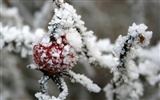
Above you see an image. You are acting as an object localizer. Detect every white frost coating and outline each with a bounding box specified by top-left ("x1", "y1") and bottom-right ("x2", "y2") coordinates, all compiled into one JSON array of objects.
[
  {"x1": 39, "y1": 35, "x2": 52, "y2": 47},
  {"x1": 127, "y1": 61, "x2": 139, "y2": 80},
  {"x1": 66, "y1": 28, "x2": 82, "y2": 52},
  {"x1": 1, "y1": 23, "x2": 45, "y2": 58},
  {"x1": 1, "y1": 0, "x2": 158, "y2": 100},
  {"x1": 103, "y1": 84, "x2": 113, "y2": 100},
  {"x1": 35, "y1": 77, "x2": 68, "y2": 100},
  {"x1": 57, "y1": 38, "x2": 62, "y2": 44},
  {"x1": 41, "y1": 36, "x2": 50, "y2": 44},
  {"x1": 47, "y1": 1, "x2": 84, "y2": 53},
  {"x1": 64, "y1": 45, "x2": 70, "y2": 52},
  {"x1": 113, "y1": 23, "x2": 153, "y2": 63},
  {"x1": 52, "y1": 52, "x2": 60, "y2": 58},
  {"x1": 139, "y1": 60, "x2": 160, "y2": 85},
  {"x1": 57, "y1": 78, "x2": 68, "y2": 100},
  {"x1": 128, "y1": 23, "x2": 147, "y2": 35},
  {"x1": 104, "y1": 23, "x2": 153, "y2": 100},
  {"x1": 63, "y1": 56, "x2": 70, "y2": 64},
  {"x1": 96, "y1": 39, "x2": 113, "y2": 52},
  {"x1": 35, "y1": 92, "x2": 61, "y2": 100},
  {"x1": 113, "y1": 35, "x2": 127, "y2": 57},
  {"x1": 47, "y1": 0, "x2": 116, "y2": 70},
  {"x1": 138, "y1": 41, "x2": 160, "y2": 65},
  {"x1": 137, "y1": 42, "x2": 160, "y2": 85},
  {"x1": 113, "y1": 23, "x2": 152, "y2": 58},
  {"x1": 130, "y1": 81, "x2": 143, "y2": 99},
  {"x1": 83, "y1": 32, "x2": 117, "y2": 68},
  {"x1": 68, "y1": 70, "x2": 101, "y2": 93},
  {"x1": 97, "y1": 54, "x2": 118, "y2": 69},
  {"x1": 128, "y1": 23, "x2": 152, "y2": 46}
]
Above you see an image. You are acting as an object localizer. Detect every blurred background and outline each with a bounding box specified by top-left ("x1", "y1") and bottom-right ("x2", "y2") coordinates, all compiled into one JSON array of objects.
[{"x1": 1, "y1": 0, "x2": 160, "y2": 100}]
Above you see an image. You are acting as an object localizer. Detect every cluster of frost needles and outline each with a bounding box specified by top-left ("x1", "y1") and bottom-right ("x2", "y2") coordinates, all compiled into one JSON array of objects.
[{"x1": 1, "y1": 0, "x2": 159, "y2": 100}]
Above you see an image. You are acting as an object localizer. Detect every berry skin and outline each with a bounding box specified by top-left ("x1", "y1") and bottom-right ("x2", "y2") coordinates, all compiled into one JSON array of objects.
[{"x1": 33, "y1": 35, "x2": 77, "y2": 76}]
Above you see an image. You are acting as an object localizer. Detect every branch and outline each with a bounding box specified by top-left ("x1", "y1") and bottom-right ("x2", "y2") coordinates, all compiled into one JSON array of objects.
[
  {"x1": 68, "y1": 70, "x2": 101, "y2": 93},
  {"x1": 35, "y1": 77, "x2": 68, "y2": 100},
  {"x1": 0, "y1": 23, "x2": 45, "y2": 58},
  {"x1": 105, "y1": 23, "x2": 152, "y2": 100}
]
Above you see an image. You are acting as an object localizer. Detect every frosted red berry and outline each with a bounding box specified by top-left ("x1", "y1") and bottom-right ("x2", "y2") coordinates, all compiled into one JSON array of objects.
[{"x1": 33, "y1": 35, "x2": 77, "y2": 76}]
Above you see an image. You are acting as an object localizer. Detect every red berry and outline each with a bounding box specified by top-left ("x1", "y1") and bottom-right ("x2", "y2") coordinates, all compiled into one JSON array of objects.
[{"x1": 33, "y1": 35, "x2": 77, "y2": 76}]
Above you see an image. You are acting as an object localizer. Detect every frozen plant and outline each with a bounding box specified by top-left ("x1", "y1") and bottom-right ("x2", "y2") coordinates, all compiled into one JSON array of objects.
[
  {"x1": 1, "y1": 0, "x2": 158, "y2": 100},
  {"x1": 104, "y1": 23, "x2": 152, "y2": 100},
  {"x1": 137, "y1": 42, "x2": 160, "y2": 86},
  {"x1": 0, "y1": 23, "x2": 45, "y2": 58},
  {"x1": 28, "y1": 0, "x2": 100, "y2": 100}
]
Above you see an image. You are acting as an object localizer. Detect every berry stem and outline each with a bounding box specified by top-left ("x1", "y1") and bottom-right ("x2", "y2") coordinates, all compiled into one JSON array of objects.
[
  {"x1": 39, "y1": 75, "x2": 50, "y2": 93},
  {"x1": 52, "y1": 74, "x2": 63, "y2": 92}
]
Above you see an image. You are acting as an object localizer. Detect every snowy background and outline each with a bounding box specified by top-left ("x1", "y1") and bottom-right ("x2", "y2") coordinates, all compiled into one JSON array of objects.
[{"x1": 1, "y1": 0, "x2": 160, "y2": 100}]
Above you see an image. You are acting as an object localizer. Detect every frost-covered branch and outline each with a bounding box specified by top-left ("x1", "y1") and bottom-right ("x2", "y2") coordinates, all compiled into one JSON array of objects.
[
  {"x1": 35, "y1": 77, "x2": 68, "y2": 100},
  {"x1": 104, "y1": 23, "x2": 152, "y2": 100},
  {"x1": 68, "y1": 70, "x2": 101, "y2": 93},
  {"x1": 0, "y1": 23, "x2": 45, "y2": 58},
  {"x1": 35, "y1": 92, "x2": 61, "y2": 100}
]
